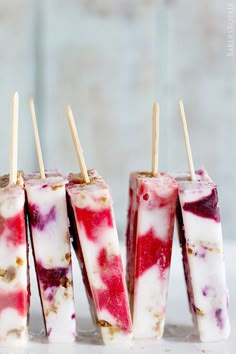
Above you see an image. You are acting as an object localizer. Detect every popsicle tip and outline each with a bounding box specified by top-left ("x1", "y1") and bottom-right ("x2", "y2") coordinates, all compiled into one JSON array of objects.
[
  {"x1": 13, "y1": 91, "x2": 19, "y2": 100},
  {"x1": 65, "y1": 104, "x2": 72, "y2": 114},
  {"x1": 153, "y1": 102, "x2": 159, "y2": 110}
]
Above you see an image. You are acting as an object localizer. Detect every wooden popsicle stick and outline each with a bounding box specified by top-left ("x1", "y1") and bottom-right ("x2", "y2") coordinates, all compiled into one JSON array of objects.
[
  {"x1": 29, "y1": 98, "x2": 46, "y2": 179},
  {"x1": 152, "y1": 102, "x2": 159, "y2": 176},
  {"x1": 9, "y1": 92, "x2": 19, "y2": 185},
  {"x1": 65, "y1": 105, "x2": 90, "y2": 184},
  {"x1": 178, "y1": 99, "x2": 196, "y2": 181}
]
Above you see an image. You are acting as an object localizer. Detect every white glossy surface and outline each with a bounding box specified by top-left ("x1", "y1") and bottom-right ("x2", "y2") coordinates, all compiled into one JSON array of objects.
[
  {"x1": 0, "y1": 241, "x2": 235, "y2": 353},
  {"x1": 133, "y1": 266, "x2": 167, "y2": 338}
]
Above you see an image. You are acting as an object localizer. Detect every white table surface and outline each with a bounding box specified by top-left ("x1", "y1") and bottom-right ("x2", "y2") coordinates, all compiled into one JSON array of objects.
[{"x1": 0, "y1": 241, "x2": 235, "y2": 354}]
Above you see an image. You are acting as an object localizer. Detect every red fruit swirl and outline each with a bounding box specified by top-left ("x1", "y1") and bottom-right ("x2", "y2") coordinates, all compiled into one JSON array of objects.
[
  {"x1": 28, "y1": 204, "x2": 56, "y2": 231},
  {"x1": 0, "y1": 211, "x2": 26, "y2": 246},
  {"x1": 183, "y1": 188, "x2": 220, "y2": 222},
  {"x1": 36, "y1": 262, "x2": 68, "y2": 291},
  {"x1": 94, "y1": 248, "x2": 131, "y2": 333},
  {"x1": 136, "y1": 228, "x2": 172, "y2": 279},
  {"x1": 75, "y1": 207, "x2": 113, "y2": 242},
  {"x1": 66, "y1": 194, "x2": 93, "y2": 300},
  {"x1": 0, "y1": 289, "x2": 28, "y2": 316}
]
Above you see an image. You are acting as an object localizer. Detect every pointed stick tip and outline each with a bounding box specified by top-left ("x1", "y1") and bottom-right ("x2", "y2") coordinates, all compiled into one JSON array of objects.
[
  {"x1": 153, "y1": 102, "x2": 159, "y2": 108},
  {"x1": 178, "y1": 98, "x2": 184, "y2": 107},
  {"x1": 65, "y1": 104, "x2": 71, "y2": 112}
]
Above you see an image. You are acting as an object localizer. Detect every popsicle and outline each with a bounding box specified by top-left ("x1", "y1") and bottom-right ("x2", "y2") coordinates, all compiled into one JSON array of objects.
[
  {"x1": 0, "y1": 175, "x2": 29, "y2": 343},
  {"x1": 176, "y1": 176, "x2": 230, "y2": 341},
  {"x1": 126, "y1": 104, "x2": 178, "y2": 339},
  {"x1": 176, "y1": 99, "x2": 230, "y2": 342},
  {"x1": 65, "y1": 105, "x2": 133, "y2": 344},
  {"x1": 24, "y1": 99, "x2": 76, "y2": 343},
  {"x1": 127, "y1": 172, "x2": 178, "y2": 338},
  {"x1": 25, "y1": 176, "x2": 76, "y2": 342},
  {"x1": 0, "y1": 93, "x2": 29, "y2": 343}
]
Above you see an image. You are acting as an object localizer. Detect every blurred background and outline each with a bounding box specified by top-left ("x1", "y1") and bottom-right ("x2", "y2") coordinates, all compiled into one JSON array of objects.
[{"x1": 0, "y1": 0, "x2": 235, "y2": 239}]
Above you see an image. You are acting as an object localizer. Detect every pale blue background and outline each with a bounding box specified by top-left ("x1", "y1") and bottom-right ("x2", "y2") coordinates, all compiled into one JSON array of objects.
[{"x1": 0, "y1": 0, "x2": 235, "y2": 238}]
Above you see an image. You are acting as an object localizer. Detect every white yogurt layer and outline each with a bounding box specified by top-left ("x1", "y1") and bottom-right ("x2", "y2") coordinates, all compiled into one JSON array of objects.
[
  {"x1": 44, "y1": 286, "x2": 76, "y2": 343},
  {"x1": 0, "y1": 308, "x2": 28, "y2": 344},
  {"x1": 133, "y1": 266, "x2": 169, "y2": 338},
  {"x1": 0, "y1": 243, "x2": 28, "y2": 291},
  {"x1": 0, "y1": 184, "x2": 25, "y2": 218}
]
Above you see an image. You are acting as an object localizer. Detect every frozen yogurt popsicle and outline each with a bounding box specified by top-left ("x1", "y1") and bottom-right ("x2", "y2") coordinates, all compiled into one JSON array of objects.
[
  {"x1": 25, "y1": 176, "x2": 76, "y2": 343},
  {"x1": 176, "y1": 172, "x2": 230, "y2": 342},
  {"x1": 66, "y1": 169, "x2": 133, "y2": 344},
  {"x1": 126, "y1": 171, "x2": 178, "y2": 339},
  {"x1": 0, "y1": 174, "x2": 29, "y2": 343}
]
